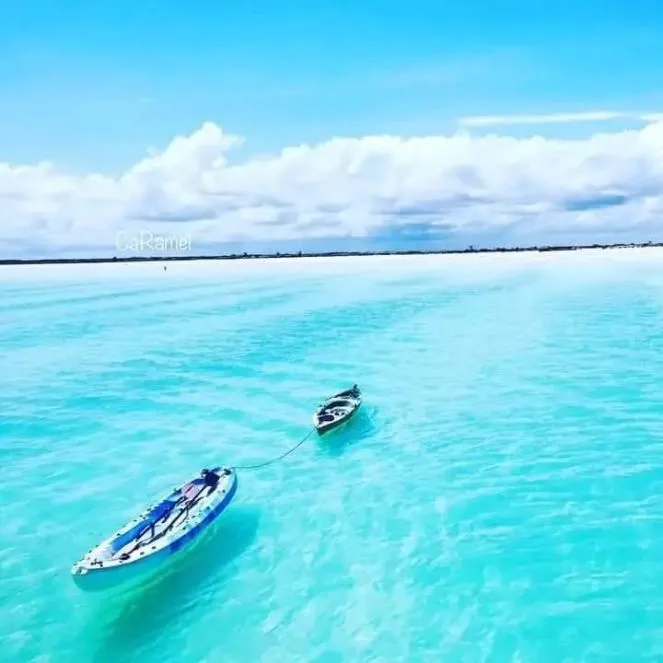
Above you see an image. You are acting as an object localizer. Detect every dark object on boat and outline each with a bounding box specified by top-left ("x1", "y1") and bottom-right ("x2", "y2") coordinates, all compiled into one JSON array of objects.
[{"x1": 313, "y1": 384, "x2": 362, "y2": 435}]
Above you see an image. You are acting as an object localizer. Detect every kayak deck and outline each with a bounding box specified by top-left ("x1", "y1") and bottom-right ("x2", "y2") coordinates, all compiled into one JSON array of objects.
[
  {"x1": 314, "y1": 385, "x2": 362, "y2": 434},
  {"x1": 72, "y1": 468, "x2": 236, "y2": 576}
]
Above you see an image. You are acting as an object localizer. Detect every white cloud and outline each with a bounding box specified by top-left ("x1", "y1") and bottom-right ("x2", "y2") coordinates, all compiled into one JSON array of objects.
[
  {"x1": 640, "y1": 113, "x2": 663, "y2": 123},
  {"x1": 3, "y1": 118, "x2": 663, "y2": 258},
  {"x1": 458, "y1": 111, "x2": 661, "y2": 127}
]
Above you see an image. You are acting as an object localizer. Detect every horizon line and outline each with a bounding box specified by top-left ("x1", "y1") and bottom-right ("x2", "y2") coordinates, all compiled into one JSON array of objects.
[{"x1": 2, "y1": 240, "x2": 661, "y2": 267}]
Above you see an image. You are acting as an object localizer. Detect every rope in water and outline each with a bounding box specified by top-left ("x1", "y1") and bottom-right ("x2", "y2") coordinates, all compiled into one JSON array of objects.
[{"x1": 231, "y1": 428, "x2": 316, "y2": 470}]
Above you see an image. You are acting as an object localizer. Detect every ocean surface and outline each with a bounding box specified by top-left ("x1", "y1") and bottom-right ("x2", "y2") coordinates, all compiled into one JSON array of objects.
[{"x1": 3, "y1": 249, "x2": 663, "y2": 663}]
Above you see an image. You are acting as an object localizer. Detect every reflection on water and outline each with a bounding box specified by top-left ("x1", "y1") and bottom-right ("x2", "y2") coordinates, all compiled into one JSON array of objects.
[
  {"x1": 91, "y1": 507, "x2": 260, "y2": 662},
  {"x1": 314, "y1": 408, "x2": 376, "y2": 457}
]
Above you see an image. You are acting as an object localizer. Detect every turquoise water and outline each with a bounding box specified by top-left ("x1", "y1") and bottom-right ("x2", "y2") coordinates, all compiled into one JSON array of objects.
[{"x1": 3, "y1": 250, "x2": 663, "y2": 662}]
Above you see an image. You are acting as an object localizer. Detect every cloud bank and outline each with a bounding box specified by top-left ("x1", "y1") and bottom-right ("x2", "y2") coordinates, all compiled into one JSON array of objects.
[
  {"x1": 458, "y1": 111, "x2": 663, "y2": 127},
  {"x1": 2, "y1": 118, "x2": 663, "y2": 258}
]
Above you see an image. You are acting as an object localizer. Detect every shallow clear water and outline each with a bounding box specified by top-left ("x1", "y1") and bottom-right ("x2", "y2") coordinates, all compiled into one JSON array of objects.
[{"x1": 3, "y1": 251, "x2": 663, "y2": 662}]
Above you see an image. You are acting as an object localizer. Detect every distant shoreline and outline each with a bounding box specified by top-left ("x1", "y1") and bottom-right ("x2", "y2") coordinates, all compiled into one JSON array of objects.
[{"x1": 1, "y1": 241, "x2": 661, "y2": 266}]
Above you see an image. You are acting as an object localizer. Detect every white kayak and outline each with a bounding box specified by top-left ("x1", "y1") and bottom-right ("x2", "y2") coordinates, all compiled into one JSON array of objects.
[
  {"x1": 313, "y1": 384, "x2": 362, "y2": 435},
  {"x1": 71, "y1": 467, "x2": 238, "y2": 592}
]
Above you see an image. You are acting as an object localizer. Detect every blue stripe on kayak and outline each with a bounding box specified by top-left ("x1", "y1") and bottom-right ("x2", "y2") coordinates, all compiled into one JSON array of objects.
[{"x1": 168, "y1": 471, "x2": 238, "y2": 555}]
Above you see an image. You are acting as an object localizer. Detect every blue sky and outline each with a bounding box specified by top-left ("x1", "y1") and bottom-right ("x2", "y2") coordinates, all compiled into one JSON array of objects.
[
  {"x1": 2, "y1": 1, "x2": 663, "y2": 258},
  {"x1": 2, "y1": 0, "x2": 663, "y2": 172}
]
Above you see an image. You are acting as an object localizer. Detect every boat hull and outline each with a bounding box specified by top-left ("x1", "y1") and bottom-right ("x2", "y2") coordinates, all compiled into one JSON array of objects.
[
  {"x1": 72, "y1": 471, "x2": 238, "y2": 592},
  {"x1": 314, "y1": 400, "x2": 361, "y2": 436}
]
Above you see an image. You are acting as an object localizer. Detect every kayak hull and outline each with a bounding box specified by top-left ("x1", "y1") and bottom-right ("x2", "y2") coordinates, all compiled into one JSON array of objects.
[
  {"x1": 314, "y1": 401, "x2": 361, "y2": 435},
  {"x1": 313, "y1": 385, "x2": 362, "y2": 436},
  {"x1": 72, "y1": 470, "x2": 238, "y2": 592}
]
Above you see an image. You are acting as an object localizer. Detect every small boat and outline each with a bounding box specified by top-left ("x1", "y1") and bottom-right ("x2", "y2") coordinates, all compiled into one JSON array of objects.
[
  {"x1": 71, "y1": 467, "x2": 238, "y2": 592},
  {"x1": 313, "y1": 384, "x2": 362, "y2": 435}
]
